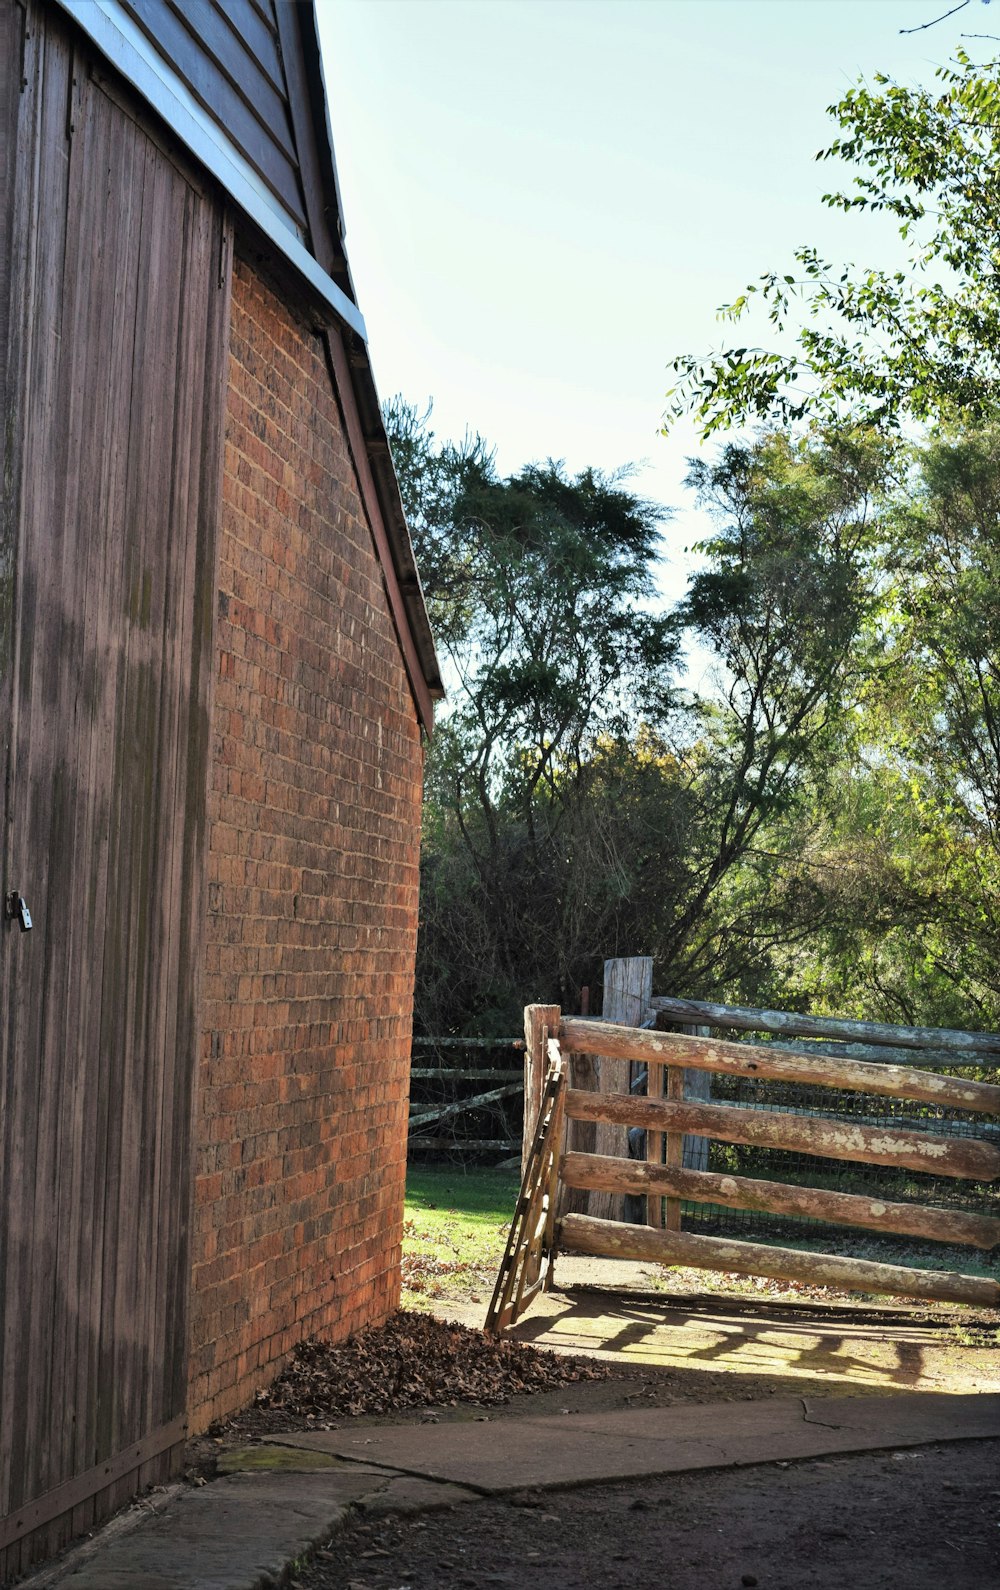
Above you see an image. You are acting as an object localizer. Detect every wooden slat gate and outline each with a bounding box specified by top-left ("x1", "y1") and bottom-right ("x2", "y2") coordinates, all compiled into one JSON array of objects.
[
  {"x1": 0, "y1": 7, "x2": 228, "y2": 1575},
  {"x1": 487, "y1": 1031, "x2": 566, "y2": 1333},
  {"x1": 486, "y1": 1003, "x2": 1000, "y2": 1333}
]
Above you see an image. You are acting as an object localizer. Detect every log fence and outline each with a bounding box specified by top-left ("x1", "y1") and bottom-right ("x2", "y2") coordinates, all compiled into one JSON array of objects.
[
  {"x1": 407, "y1": 1036, "x2": 525, "y2": 1159},
  {"x1": 485, "y1": 992, "x2": 1000, "y2": 1333}
]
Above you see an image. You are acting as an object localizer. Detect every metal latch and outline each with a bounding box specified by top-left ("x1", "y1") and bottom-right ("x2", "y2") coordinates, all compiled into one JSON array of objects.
[{"x1": 5, "y1": 892, "x2": 32, "y2": 931}]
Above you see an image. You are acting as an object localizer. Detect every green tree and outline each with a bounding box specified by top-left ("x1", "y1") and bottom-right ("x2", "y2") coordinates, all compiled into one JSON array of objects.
[
  {"x1": 655, "y1": 428, "x2": 889, "y2": 996},
  {"x1": 391, "y1": 401, "x2": 893, "y2": 1030},
  {"x1": 725, "y1": 427, "x2": 1000, "y2": 1031},
  {"x1": 385, "y1": 399, "x2": 682, "y2": 1030},
  {"x1": 860, "y1": 427, "x2": 1000, "y2": 1020},
  {"x1": 663, "y1": 51, "x2": 1000, "y2": 437}
]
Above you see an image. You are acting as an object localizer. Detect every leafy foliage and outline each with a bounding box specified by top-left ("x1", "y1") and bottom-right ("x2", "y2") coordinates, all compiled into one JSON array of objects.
[
  {"x1": 722, "y1": 428, "x2": 1000, "y2": 1031},
  {"x1": 385, "y1": 399, "x2": 683, "y2": 1031},
  {"x1": 664, "y1": 51, "x2": 1000, "y2": 435},
  {"x1": 391, "y1": 400, "x2": 918, "y2": 1031}
]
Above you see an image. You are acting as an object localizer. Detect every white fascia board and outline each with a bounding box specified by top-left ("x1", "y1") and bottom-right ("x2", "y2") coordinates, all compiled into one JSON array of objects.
[{"x1": 56, "y1": 0, "x2": 368, "y2": 343}]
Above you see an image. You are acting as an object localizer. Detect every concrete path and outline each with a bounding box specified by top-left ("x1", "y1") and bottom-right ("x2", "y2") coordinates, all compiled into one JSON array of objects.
[
  {"x1": 22, "y1": 1391, "x2": 1000, "y2": 1590},
  {"x1": 23, "y1": 1460, "x2": 479, "y2": 1590},
  {"x1": 277, "y1": 1389, "x2": 1000, "y2": 1492}
]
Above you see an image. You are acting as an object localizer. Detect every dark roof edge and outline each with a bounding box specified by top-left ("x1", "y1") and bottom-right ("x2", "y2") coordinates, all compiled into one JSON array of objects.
[
  {"x1": 55, "y1": 0, "x2": 367, "y2": 339},
  {"x1": 350, "y1": 343, "x2": 446, "y2": 724},
  {"x1": 297, "y1": 2, "x2": 443, "y2": 719},
  {"x1": 53, "y1": 0, "x2": 442, "y2": 729}
]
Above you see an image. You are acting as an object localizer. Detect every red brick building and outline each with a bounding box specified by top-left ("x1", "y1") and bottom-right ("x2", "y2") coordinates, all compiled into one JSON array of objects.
[{"x1": 0, "y1": 1, "x2": 441, "y2": 1574}]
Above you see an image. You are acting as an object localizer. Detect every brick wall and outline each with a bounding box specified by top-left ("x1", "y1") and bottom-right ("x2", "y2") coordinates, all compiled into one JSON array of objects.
[{"x1": 187, "y1": 257, "x2": 424, "y2": 1430}]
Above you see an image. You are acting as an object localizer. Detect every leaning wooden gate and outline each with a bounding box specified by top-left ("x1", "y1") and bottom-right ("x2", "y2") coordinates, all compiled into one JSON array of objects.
[{"x1": 486, "y1": 1004, "x2": 1000, "y2": 1332}]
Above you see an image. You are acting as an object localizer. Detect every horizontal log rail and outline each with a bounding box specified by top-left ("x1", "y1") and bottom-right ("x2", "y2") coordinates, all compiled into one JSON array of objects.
[
  {"x1": 410, "y1": 1067, "x2": 523, "y2": 1081},
  {"x1": 490, "y1": 1000, "x2": 1000, "y2": 1338},
  {"x1": 564, "y1": 1088, "x2": 1000, "y2": 1180},
  {"x1": 412, "y1": 1036, "x2": 525, "y2": 1050},
  {"x1": 407, "y1": 1137, "x2": 521, "y2": 1152},
  {"x1": 560, "y1": 1151, "x2": 1000, "y2": 1250},
  {"x1": 648, "y1": 997, "x2": 1000, "y2": 1057},
  {"x1": 560, "y1": 1019, "x2": 1000, "y2": 1115},
  {"x1": 760, "y1": 1038, "x2": 993, "y2": 1073},
  {"x1": 408, "y1": 1082, "x2": 521, "y2": 1131},
  {"x1": 559, "y1": 1214, "x2": 1000, "y2": 1309}
]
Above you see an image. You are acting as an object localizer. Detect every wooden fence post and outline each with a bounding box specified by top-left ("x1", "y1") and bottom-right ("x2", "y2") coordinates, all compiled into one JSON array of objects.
[
  {"x1": 562, "y1": 1029, "x2": 599, "y2": 1218},
  {"x1": 589, "y1": 957, "x2": 653, "y2": 1221},
  {"x1": 681, "y1": 1023, "x2": 712, "y2": 1172},
  {"x1": 523, "y1": 1004, "x2": 560, "y2": 1178},
  {"x1": 664, "y1": 1021, "x2": 713, "y2": 1224}
]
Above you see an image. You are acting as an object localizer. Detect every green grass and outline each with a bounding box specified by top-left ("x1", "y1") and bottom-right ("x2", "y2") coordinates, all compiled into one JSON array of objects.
[
  {"x1": 402, "y1": 1165, "x2": 520, "y2": 1309},
  {"x1": 401, "y1": 1164, "x2": 998, "y2": 1316}
]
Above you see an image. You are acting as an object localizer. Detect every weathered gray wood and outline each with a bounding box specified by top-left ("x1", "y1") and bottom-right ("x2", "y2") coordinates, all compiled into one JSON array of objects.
[
  {"x1": 411, "y1": 1037, "x2": 524, "y2": 1050},
  {"x1": 559, "y1": 1214, "x2": 1000, "y2": 1309},
  {"x1": 677, "y1": 1021, "x2": 712, "y2": 1175},
  {"x1": 560, "y1": 1019, "x2": 1000, "y2": 1116},
  {"x1": 408, "y1": 1083, "x2": 523, "y2": 1130},
  {"x1": 592, "y1": 958, "x2": 653, "y2": 1221},
  {"x1": 522, "y1": 1005, "x2": 560, "y2": 1178},
  {"x1": 648, "y1": 997, "x2": 1000, "y2": 1056},
  {"x1": 407, "y1": 1138, "x2": 522, "y2": 1153},
  {"x1": 560, "y1": 1153, "x2": 1000, "y2": 1250},
  {"x1": 642, "y1": 1057, "x2": 663, "y2": 1228},
  {"x1": 564, "y1": 1089, "x2": 1000, "y2": 1180},
  {"x1": 560, "y1": 1049, "x2": 599, "y2": 1217},
  {"x1": 410, "y1": 1068, "x2": 523, "y2": 1081},
  {"x1": 759, "y1": 1038, "x2": 995, "y2": 1072},
  {"x1": 660, "y1": 1063, "x2": 679, "y2": 1230},
  {"x1": 682, "y1": 1066, "x2": 713, "y2": 1171},
  {"x1": 604, "y1": 957, "x2": 655, "y2": 1028}
]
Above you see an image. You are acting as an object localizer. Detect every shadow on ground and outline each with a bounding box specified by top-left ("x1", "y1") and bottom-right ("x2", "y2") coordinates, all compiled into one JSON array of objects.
[{"x1": 436, "y1": 1253, "x2": 1000, "y2": 1405}]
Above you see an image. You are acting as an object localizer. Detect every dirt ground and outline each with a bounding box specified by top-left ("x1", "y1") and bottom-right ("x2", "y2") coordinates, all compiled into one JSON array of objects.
[
  {"x1": 293, "y1": 1439, "x2": 1000, "y2": 1590},
  {"x1": 189, "y1": 1265, "x2": 998, "y2": 1590},
  {"x1": 196, "y1": 1260, "x2": 1000, "y2": 1590},
  {"x1": 194, "y1": 1285, "x2": 998, "y2": 1470}
]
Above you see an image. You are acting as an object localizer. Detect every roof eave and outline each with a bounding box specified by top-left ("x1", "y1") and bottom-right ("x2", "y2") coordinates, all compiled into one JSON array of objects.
[{"x1": 53, "y1": 0, "x2": 442, "y2": 731}]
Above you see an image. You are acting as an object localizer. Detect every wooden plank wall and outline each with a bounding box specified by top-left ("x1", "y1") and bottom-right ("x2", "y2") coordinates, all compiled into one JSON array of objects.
[
  {"x1": 0, "y1": 3, "x2": 22, "y2": 883},
  {"x1": 0, "y1": 4, "x2": 229, "y2": 1576},
  {"x1": 121, "y1": 0, "x2": 310, "y2": 234}
]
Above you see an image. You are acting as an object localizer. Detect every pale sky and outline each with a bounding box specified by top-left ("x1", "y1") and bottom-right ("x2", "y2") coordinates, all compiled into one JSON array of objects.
[{"x1": 315, "y1": 0, "x2": 989, "y2": 607}]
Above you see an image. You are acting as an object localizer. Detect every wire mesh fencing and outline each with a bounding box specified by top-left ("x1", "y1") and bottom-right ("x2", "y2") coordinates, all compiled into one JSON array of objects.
[{"x1": 641, "y1": 1039, "x2": 1000, "y2": 1269}]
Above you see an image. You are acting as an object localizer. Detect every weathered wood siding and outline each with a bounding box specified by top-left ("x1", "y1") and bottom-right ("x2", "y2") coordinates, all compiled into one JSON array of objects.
[
  {"x1": 0, "y1": 4, "x2": 229, "y2": 1575},
  {"x1": 121, "y1": 0, "x2": 311, "y2": 237}
]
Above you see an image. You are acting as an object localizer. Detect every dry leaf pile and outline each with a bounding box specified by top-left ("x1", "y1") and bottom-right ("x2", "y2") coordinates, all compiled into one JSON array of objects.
[
  {"x1": 229, "y1": 1311, "x2": 608, "y2": 1429},
  {"x1": 400, "y1": 1247, "x2": 484, "y2": 1294}
]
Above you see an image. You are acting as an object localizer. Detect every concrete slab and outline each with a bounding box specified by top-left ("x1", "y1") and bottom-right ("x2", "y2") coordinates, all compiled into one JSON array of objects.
[
  {"x1": 23, "y1": 1394, "x2": 1000, "y2": 1589},
  {"x1": 273, "y1": 1391, "x2": 1000, "y2": 1494},
  {"x1": 26, "y1": 1463, "x2": 478, "y2": 1590}
]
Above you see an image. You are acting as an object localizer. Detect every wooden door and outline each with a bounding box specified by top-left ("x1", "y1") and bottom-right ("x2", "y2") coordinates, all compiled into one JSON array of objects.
[{"x1": 0, "y1": 5, "x2": 229, "y2": 1570}]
